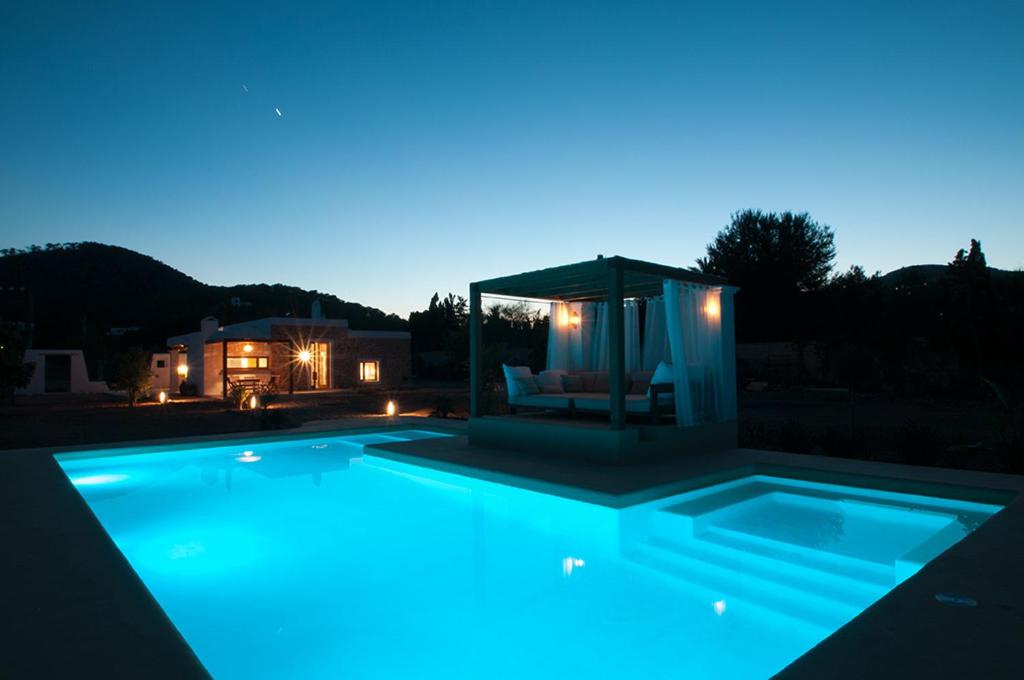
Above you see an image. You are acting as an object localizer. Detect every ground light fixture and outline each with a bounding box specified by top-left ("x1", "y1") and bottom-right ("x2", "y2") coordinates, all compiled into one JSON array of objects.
[
  {"x1": 385, "y1": 400, "x2": 397, "y2": 417},
  {"x1": 249, "y1": 394, "x2": 258, "y2": 410},
  {"x1": 158, "y1": 390, "x2": 167, "y2": 405}
]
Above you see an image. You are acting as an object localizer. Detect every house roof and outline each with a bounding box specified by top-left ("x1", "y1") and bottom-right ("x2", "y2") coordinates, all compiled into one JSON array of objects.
[
  {"x1": 205, "y1": 317, "x2": 351, "y2": 342},
  {"x1": 170, "y1": 316, "x2": 409, "y2": 347},
  {"x1": 473, "y1": 255, "x2": 727, "y2": 302}
]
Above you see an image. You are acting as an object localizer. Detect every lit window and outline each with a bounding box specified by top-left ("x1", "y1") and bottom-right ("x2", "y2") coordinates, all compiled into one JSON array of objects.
[
  {"x1": 359, "y1": 360, "x2": 380, "y2": 382},
  {"x1": 227, "y1": 356, "x2": 270, "y2": 369}
]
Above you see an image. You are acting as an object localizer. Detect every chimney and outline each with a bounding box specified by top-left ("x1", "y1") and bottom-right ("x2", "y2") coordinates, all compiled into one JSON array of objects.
[
  {"x1": 311, "y1": 299, "x2": 324, "y2": 320},
  {"x1": 200, "y1": 316, "x2": 219, "y2": 340}
]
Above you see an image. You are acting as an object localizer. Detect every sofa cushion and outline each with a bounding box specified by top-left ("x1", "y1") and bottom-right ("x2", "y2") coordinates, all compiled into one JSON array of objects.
[
  {"x1": 536, "y1": 370, "x2": 567, "y2": 394},
  {"x1": 560, "y1": 374, "x2": 583, "y2": 392},
  {"x1": 574, "y1": 394, "x2": 661, "y2": 414},
  {"x1": 509, "y1": 393, "x2": 571, "y2": 409},
  {"x1": 591, "y1": 371, "x2": 610, "y2": 393},
  {"x1": 514, "y1": 376, "x2": 540, "y2": 395},
  {"x1": 575, "y1": 371, "x2": 597, "y2": 392},
  {"x1": 502, "y1": 364, "x2": 533, "y2": 397},
  {"x1": 629, "y1": 370, "x2": 653, "y2": 395}
]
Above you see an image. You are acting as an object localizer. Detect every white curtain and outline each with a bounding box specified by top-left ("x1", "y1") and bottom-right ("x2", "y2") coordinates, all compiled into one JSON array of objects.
[
  {"x1": 624, "y1": 300, "x2": 641, "y2": 373},
  {"x1": 642, "y1": 296, "x2": 671, "y2": 371},
  {"x1": 569, "y1": 302, "x2": 596, "y2": 370},
  {"x1": 663, "y1": 282, "x2": 695, "y2": 426},
  {"x1": 664, "y1": 281, "x2": 725, "y2": 427},
  {"x1": 552, "y1": 300, "x2": 640, "y2": 373},
  {"x1": 546, "y1": 302, "x2": 571, "y2": 370}
]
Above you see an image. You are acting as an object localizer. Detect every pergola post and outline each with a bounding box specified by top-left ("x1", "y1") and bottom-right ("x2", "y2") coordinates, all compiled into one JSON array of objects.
[
  {"x1": 607, "y1": 264, "x2": 626, "y2": 430},
  {"x1": 720, "y1": 286, "x2": 738, "y2": 420},
  {"x1": 469, "y1": 282, "x2": 482, "y2": 418}
]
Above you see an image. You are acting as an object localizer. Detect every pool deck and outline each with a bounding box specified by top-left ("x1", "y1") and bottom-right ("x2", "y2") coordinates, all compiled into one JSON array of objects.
[{"x1": 3, "y1": 416, "x2": 1023, "y2": 679}]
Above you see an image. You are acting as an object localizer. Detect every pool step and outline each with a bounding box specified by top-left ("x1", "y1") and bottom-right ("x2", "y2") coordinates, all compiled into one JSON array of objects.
[
  {"x1": 647, "y1": 507, "x2": 895, "y2": 589},
  {"x1": 625, "y1": 539, "x2": 865, "y2": 632},
  {"x1": 658, "y1": 532, "x2": 891, "y2": 610},
  {"x1": 697, "y1": 526, "x2": 896, "y2": 588}
]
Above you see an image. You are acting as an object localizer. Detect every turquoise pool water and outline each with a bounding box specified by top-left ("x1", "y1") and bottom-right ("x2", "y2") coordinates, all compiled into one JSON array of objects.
[{"x1": 57, "y1": 431, "x2": 1001, "y2": 679}]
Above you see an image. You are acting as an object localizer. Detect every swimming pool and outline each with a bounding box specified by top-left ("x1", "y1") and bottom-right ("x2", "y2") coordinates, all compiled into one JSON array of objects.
[{"x1": 57, "y1": 430, "x2": 1001, "y2": 679}]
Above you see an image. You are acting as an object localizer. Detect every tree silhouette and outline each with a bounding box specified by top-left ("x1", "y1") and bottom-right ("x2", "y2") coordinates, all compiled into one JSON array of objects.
[
  {"x1": 697, "y1": 209, "x2": 836, "y2": 340},
  {"x1": 0, "y1": 325, "x2": 35, "y2": 404},
  {"x1": 943, "y1": 239, "x2": 996, "y2": 388},
  {"x1": 698, "y1": 209, "x2": 836, "y2": 293}
]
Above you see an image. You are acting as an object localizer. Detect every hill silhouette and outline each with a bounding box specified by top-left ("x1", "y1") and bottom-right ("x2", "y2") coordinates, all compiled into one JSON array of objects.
[
  {"x1": 0, "y1": 242, "x2": 406, "y2": 353},
  {"x1": 880, "y1": 263, "x2": 1018, "y2": 287}
]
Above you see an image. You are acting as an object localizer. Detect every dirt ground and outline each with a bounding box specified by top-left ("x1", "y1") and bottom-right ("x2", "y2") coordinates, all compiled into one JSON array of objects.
[
  {"x1": 2, "y1": 385, "x2": 1017, "y2": 474},
  {"x1": 739, "y1": 388, "x2": 1017, "y2": 472}
]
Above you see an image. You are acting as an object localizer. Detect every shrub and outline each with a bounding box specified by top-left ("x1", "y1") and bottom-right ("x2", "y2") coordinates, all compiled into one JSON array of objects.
[
  {"x1": 254, "y1": 380, "x2": 280, "y2": 409},
  {"x1": 107, "y1": 347, "x2": 153, "y2": 407},
  {"x1": 0, "y1": 325, "x2": 34, "y2": 405},
  {"x1": 432, "y1": 393, "x2": 453, "y2": 419},
  {"x1": 227, "y1": 381, "x2": 249, "y2": 410}
]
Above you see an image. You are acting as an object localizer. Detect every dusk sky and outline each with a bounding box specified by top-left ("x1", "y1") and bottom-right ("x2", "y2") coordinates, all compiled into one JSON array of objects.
[{"x1": 2, "y1": 1, "x2": 1021, "y2": 317}]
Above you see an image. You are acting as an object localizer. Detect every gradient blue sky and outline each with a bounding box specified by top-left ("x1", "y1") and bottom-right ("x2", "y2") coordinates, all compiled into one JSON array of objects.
[{"x1": 2, "y1": 1, "x2": 1022, "y2": 316}]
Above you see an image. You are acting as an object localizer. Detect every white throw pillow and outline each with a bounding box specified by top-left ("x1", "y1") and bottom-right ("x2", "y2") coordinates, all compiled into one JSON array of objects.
[
  {"x1": 648, "y1": 360, "x2": 674, "y2": 398},
  {"x1": 651, "y1": 360, "x2": 674, "y2": 384},
  {"x1": 502, "y1": 364, "x2": 534, "y2": 397},
  {"x1": 536, "y1": 370, "x2": 567, "y2": 394}
]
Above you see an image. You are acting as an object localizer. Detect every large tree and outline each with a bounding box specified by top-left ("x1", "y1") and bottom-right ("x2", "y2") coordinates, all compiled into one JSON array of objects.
[
  {"x1": 698, "y1": 209, "x2": 836, "y2": 292},
  {"x1": 698, "y1": 210, "x2": 836, "y2": 340}
]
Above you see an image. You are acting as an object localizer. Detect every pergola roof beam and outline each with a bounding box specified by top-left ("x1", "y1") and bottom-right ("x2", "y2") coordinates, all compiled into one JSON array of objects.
[{"x1": 475, "y1": 256, "x2": 724, "y2": 303}]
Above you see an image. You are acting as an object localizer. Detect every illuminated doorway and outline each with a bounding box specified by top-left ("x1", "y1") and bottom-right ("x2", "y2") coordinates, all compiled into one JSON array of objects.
[{"x1": 311, "y1": 342, "x2": 329, "y2": 389}]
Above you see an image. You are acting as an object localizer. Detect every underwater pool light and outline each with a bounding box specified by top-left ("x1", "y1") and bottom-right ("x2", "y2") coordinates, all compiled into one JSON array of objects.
[{"x1": 71, "y1": 473, "x2": 130, "y2": 486}]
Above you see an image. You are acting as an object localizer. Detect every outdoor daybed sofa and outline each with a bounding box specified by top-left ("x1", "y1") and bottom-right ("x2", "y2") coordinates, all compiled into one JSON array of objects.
[{"x1": 503, "y1": 365, "x2": 675, "y2": 424}]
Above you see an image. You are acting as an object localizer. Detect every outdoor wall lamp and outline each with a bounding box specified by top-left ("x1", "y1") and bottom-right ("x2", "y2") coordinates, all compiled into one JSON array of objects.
[
  {"x1": 570, "y1": 311, "x2": 580, "y2": 328},
  {"x1": 176, "y1": 364, "x2": 189, "y2": 379},
  {"x1": 704, "y1": 298, "x2": 721, "y2": 320}
]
